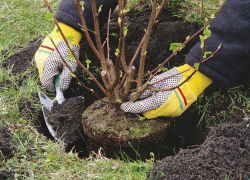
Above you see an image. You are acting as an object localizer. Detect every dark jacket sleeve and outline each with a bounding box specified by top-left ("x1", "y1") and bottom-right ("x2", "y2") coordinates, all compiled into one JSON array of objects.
[
  {"x1": 186, "y1": 0, "x2": 250, "y2": 87},
  {"x1": 55, "y1": 0, "x2": 118, "y2": 32}
]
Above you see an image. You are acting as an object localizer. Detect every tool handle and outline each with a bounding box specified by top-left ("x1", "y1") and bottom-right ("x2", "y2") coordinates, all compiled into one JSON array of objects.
[
  {"x1": 54, "y1": 72, "x2": 65, "y2": 104},
  {"x1": 54, "y1": 72, "x2": 61, "y2": 89}
]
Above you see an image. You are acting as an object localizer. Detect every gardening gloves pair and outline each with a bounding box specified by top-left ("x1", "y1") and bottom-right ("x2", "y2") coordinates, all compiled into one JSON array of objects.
[
  {"x1": 34, "y1": 23, "x2": 82, "y2": 92},
  {"x1": 120, "y1": 64, "x2": 213, "y2": 119}
]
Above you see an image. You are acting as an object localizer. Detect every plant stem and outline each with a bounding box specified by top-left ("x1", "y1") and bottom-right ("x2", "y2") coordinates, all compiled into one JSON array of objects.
[
  {"x1": 90, "y1": 0, "x2": 107, "y2": 71},
  {"x1": 137, "y1": 0, "x2": 158, "y2": 88}
]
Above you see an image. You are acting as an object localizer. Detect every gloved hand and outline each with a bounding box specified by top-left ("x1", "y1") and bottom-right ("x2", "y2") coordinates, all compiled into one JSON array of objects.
[
  {"x1": 34, "y1": 23, "x2": 82, "y2": 92},
  {"x1": 120, "y1": 64, "x2": 213, "y2": 119}
]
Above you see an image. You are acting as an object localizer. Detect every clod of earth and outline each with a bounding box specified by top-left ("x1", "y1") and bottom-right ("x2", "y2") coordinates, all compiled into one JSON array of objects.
[
  {"x1": 82, "y1": 98, "x2": 170, "y2": 160},
  {"x1": 47, "y1": 96, "x2": 85, "y2": 144}
]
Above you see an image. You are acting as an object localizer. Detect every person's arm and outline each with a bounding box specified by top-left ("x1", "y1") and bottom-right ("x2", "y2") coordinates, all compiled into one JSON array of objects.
[
  {"x1": 186, "y1": 0, "x2": 250, "y2": 88},
  {"x1": 55, "y1": 0, "x2": 118, "y2": 32}
]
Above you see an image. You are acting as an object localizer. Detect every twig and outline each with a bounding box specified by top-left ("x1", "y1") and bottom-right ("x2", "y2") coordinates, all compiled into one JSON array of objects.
[
  {"x1": 77, "y1": 23, "x2": 95, "y2": 33},
  {"x1": 154, "y1": 0, "x2": 166, "y2": 23},
  {"x1": 137, "y1": 0, "x2": 158, "y2": 88},
  {"x1": 90, "y1": 0, "x2": 107, "y2": 71},
  {"x1": 107, "y1": 8, "x2": 112, "y2": 61},
  {"x1": 149, "y1": 47, "x2": 220, "y2": 87},
  {"x1": 74, "y1": 0, "x2": 100, "y2": 60}
]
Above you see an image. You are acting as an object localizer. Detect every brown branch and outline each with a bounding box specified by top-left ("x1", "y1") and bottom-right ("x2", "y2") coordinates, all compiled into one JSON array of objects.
[
  {"x1": 115, "y1": 0, "x2": 128, "y2": 74},
  {"x1": 199, "y1": 0, "x2": 207, "y2": 64},
  {"x1": 90, "y1": 0, "x2": 107, "y2": 71},
  {"x1": 149, "y1": 70, "x2": 197, "y2": 92},
  {"x1": 137, "y1": 0, "x2": 158, "y2": 88},
  {"x1": 129, "y1": 35, "x2": 144, "y2": 67},
  {"x1": 52, "y1": 16, "x2": 112, "y2": 100},
  {"x1": 43, "y1": 0, "x2": 53, "y2": 13},
  {"x1": 120, "y1": 0, "x2": 128, "y2": 72},
  {"x1": 127, "y1": 0, "x2": 164, "y2": 69},
  {"x1": 122, "y1": 66, "x2": 135, "y2": 98},
  {"x1": 154, "y1": 0, "x2": 166, "y2": 23},
  {"x1": 129, "y1": 82, "x2": 150, "y2": 102},
  {"x1": 74, "y1": 0, "x2": 100, "y2": 60},
  {"x1": 77, "y1": 23, "x2": 95, "y2": 34},
  {"x1": 107, "y1": 8, "x2": 112, "y2": 61},
  {"x1": 150, "y1": 41, "x2": 221, "y2": 89}
]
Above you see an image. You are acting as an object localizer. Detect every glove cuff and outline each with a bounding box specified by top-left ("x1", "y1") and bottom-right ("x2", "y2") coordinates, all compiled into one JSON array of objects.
[
  {"x1": 175, "y1": 64, "x2": 213, "y2": 97},
  {"x1": 50, "y1": 23, "x2": 82, "y2": 46}
]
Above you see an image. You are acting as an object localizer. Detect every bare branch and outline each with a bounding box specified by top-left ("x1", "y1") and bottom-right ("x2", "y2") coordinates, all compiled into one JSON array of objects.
[
  {"x1": 148, "y1": 70, "x2": 196, "y2": 92},
  {"x1": 137, "y1": 0, "x2": 158, "y2": 88},
  {"x1": 129, "y1": 82, "x2": 150, "y2": 102},
  {"x1": 90, "y1": 0, "x2": 107, "y2": 71},
  {"x1": 107, "y1": 8, "x2": 112, "y2": 61},
  {"x1": 74, "y1": 0, "x2": 100, "y2": 60},
  {"x1": 122, "y1": 66, "x2": 135, "y2": 98},
  {"x1": 154, "y1": 0, "x2": 166, "y2": 23}
]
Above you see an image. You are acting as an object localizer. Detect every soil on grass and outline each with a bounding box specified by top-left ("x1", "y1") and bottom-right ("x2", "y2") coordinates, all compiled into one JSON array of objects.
[
  {"x1": 0, "y1": 126, "x2": 13, "y2": 160},
  {"x1": 2, "y1": 6, "x2": 250, "y2": 179}
]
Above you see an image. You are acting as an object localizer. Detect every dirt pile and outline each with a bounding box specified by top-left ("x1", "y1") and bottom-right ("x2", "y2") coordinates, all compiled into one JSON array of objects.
[
  {"x1": 48, "y1": 96, "x2": 85, "y2": 144},
  {"x1": 149, "y1": 118, "x2": 250, "y2": 180}
]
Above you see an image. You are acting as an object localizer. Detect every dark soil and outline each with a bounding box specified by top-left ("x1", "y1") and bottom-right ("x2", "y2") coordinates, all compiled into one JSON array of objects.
[
  {"x1": 0, "y1": 126, "x2": 13, "y2": 160},
  {"x1": 2, "y1": 6, "x2": 250, "y2": 180},
  {"x1": 47, "y1": 96, "x2": 85, "y2": 144},
  {"x1": 149, "y1": 118, "x2": 250, "y2": 180}
]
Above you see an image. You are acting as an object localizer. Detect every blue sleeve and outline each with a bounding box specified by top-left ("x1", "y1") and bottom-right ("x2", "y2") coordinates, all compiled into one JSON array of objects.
[
  {"x1": 186, "y1": 0, "x2": 250, "y2": 87},
  {"x1": 55, "y1": 0, "x2": 118, "y2": 32}
]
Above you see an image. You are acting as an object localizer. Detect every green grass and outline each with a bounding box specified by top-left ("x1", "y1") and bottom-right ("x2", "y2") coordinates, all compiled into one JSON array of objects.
[
  {"x1": 0, "y1": 0, "x2": 59, "y2": 58},
  {"x1": 1, "y1": 0, "x2": 249, "y2": 179},
  {"x1": 165, "y1": 0, "x2": 223, "y2": 25},
  {"x1": 195, "y1": 85, "x2": 250, "y2": 127}
]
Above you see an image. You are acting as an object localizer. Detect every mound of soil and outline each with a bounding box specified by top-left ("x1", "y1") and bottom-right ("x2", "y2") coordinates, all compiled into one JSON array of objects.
[
  {"x1": 47, "y1": 96, "x2": 85, "y2": 144},
  {"x1": 149, "y1": 118, "x2": 250, "y2": 179},
  {"x1": 2, "y1": 39, "x2": 41, "y2": 74}
]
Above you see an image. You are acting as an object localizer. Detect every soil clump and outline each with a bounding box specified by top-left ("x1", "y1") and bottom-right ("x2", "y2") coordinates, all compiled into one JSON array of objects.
[
  {"x1": 48, "y1": 96, "x2": 85, "y2": 144},
  {"x1": 82, "y1": 98, "x2": 170, "y2": 160}
]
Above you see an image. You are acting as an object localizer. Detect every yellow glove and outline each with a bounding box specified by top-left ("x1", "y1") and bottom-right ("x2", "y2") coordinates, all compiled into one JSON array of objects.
[
  {"x1": 120, "y1": 64, "x2": 213, "y2": 119},
  {"x1": 34, "y1": 23, "x2": 81, "y2": 92}
]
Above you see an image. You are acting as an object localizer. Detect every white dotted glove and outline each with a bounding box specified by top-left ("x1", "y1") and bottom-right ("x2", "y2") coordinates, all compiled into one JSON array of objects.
[
  {"x1": 41, "y1": 39, "x2": 79, "y2": 92},
  {"x1": 120, "y1": 68, "x2": 183, "y2": 113}
]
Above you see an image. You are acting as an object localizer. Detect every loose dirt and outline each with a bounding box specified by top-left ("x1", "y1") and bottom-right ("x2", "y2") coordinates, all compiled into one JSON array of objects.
[
  {"x1": 2, "y1": 6, "x2": 250, "y2": 179},
  {"x1": 149, "y1": 118, "x2": 250, "y2": 180}
]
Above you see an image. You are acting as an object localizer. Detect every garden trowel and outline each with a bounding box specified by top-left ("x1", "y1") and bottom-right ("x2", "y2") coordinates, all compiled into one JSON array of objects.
[{"x1": 38, "y1": 73, "x2": 65, "y2": 142}]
